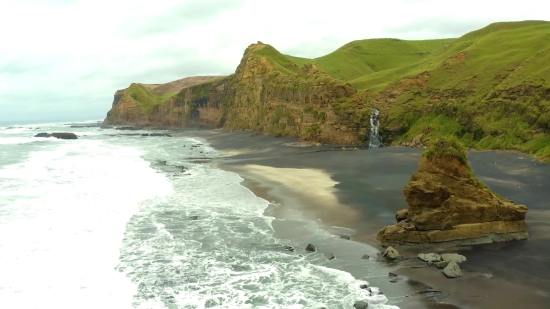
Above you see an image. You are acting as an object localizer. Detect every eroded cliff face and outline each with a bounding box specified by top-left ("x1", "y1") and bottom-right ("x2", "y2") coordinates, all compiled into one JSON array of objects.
[
  {"x1": 105, "y1": 88, "x2": 148, "y2": 125},
  {"x1": 104, "y1": 43, "x2": 369, "y2": 144},
  {"x1": 376, "y1": 143, "x2": 528, "y2": 247},
  {"x1": 103, "y1": 76, "x2": 225, "y2": 127}
]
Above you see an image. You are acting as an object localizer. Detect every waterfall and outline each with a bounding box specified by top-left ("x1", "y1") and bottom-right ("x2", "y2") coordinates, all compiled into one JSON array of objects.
[{"x1": 368, "y1": 108, "x2": 383, "y2": 149}]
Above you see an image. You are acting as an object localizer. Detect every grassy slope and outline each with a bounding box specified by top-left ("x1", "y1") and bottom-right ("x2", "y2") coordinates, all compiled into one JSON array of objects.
[
  {"x1": 374, "y1": 21, "x2": 550, "y2": 160},
  {"x1": 238, "y1": 21, "x2": 550, "y2": 160},
  {"x1": 126, "y1": 83, "x2": 176, "y2": 114},
  {"x1": 254, "y1": 38, "x2": 453, "y2": 82}
]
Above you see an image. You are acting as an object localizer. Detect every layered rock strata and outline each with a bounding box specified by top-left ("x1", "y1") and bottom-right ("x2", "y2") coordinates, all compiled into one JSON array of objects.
[
  {"x1": 104, "y1": 43, "x2": 367, "y2": 144},
  {"x1": 377, "y1": 141, "x2": 528, "y2": 246}
]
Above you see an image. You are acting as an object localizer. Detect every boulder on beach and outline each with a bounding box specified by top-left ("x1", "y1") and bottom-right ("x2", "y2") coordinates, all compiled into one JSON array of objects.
[
  {"x1": 418, "y1": 253, "x2": 442, "y2": 263},
  {"x1": 353, "y1": 300, "x2": 369, "y2": 309},
  {"x1": 442, "y1": 261, "x2": 463, "y2": 278},
  {"x1": 435, "y1": 260, "x2": 450, "y2": 269},
  {"x1": 377, "y1": 138, "x2": 528, "y2": 247},
  {"x1": 441, "y1": 253, "x2": 467, "y2": 263},
  {"x1": 35, "y1": 132, "x2": 78, "y2": 139},
  {"x1": 382, "y1": 246, "x2": 401, "y2": 260}
]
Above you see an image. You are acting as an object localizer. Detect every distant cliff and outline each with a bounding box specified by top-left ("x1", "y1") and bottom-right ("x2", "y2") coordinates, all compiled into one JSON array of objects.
[{"x1": 104, "y1": 21, "x2": 550, "y2": 159}]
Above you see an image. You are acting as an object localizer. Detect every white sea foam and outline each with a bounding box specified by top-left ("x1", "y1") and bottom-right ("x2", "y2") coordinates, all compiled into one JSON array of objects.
[
  {"x1": 114, "y1": 138, "x2": 399, "y2": 309},
  {"x1": 0, "y1": 138, "x2": 173, "y2": 309},
  {"x1": 0, "y1": 125, "x2": 399, "y2": 309}
]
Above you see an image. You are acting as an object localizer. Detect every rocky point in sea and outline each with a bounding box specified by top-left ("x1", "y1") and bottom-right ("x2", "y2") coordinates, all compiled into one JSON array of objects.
[{"x1": 377, "y1": 137, "x2": 528, "y2": 247}]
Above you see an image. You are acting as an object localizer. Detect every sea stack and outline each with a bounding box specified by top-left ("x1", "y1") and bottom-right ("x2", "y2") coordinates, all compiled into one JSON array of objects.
[{"x1": 377, "y1": 138, "x2": 528, "y2": 246}]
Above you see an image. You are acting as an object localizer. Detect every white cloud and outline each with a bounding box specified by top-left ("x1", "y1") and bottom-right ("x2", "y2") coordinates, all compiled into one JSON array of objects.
[{"x1": 0, "y1": 0, "x2": 547, "y2": 121}]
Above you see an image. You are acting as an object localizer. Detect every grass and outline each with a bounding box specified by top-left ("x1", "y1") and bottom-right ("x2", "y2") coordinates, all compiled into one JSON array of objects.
[
  {"x1": 126, "y1": 83, "x2": 176, "y2": 114},
  {"x1": 181, "y1": 20, "x2": 550, "y2": 160},
  {"x1": 423, "y1": 136, "x2": 468, "y2": 164},
  {"x1": 253, "y1": 38, "x2": 453, "y2": 82}
]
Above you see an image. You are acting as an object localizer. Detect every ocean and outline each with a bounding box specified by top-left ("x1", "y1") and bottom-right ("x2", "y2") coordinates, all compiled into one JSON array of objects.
[{"x1": 0, "y1": 120, "x2": 399, "y2": 309}]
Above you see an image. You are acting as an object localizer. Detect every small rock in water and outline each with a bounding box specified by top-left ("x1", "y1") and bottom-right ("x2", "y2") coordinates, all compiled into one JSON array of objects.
[
  {"x1": 418, "y1": 253, "x2": 442, "y2": 263},
  {"x1": 383, "y1": 246, "x2": 401, "y2": 260},
  {"x1": 359, "y1": 284, "x2": 369, "y2": 289},
  {"x1": 361, "y1": 254, "x2": 370, "y2": 260},
  {"x1": 305, "y1": 243, "x2": 316, "y2": 252},
  {"x1": 441, "y1": 253, "x2": 467, "y2": 263},
  {"x1": 325, "y1": 253, "x2": 335, "y2": 260},
  {"x1": 188, "y1": 216, "x2": 199, "y2": 220},
  {"x1": 442, "y1": 261, "x2": 463, "y2": 278},
  {"x1": 388, "y1": 272, "x2": 398, "y2": 277},
  {"x1": 35, "y1": 132, "x2": 78, "y2": 139},
  {"x1": 353, "y1": 300, "x2": 369, "y2": 309},
  {"x1": 340, "y1": 235, "x2": 351, "y2": 240}
]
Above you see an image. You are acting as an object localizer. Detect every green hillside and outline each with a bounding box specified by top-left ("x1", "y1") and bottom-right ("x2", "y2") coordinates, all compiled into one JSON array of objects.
[
  {"x1": 126, "y1": 83, "x2": 176, "y2": 114},
  {"x1": 253, "y1": 38, "x2": 453, "y2": 82},
  {"x1": 250, "y1": 20, "x2": 550, "y2": 161}
]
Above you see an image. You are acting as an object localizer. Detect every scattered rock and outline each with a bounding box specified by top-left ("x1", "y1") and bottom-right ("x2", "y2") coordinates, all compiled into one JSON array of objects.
[
  {"x1": 388, "y1": 272, "x2": 398, "y2": 277},
  {"x1": 435, "y1": 261, "x2": 450, "y2": 269},
  {"x1": 417, "y1": 290, "x2": 443, "y2": 296},
  {"x1": 340, "y1": 235, "x2": 351, "y2": 240},
  {"x1": 353, "y1": 300, "x2": 369, "y2": 309},
  {"x1": 383, "y1": 246, "x2": 401, "y2": 260},
  {"x1": 418, "y1": 253, "x2": 442, "y2": 263},
  {"x1": 395, "y1": 209, "x2": 408, "y2": 223},
  {"x1": 441, "y1": 253, "x2": 467, "y2": 263},
  {"x1": 34, "y1": 132, "x2": 78, "y2": 139},
  {"x1": 305, "y1": 244, "x2": 316, "y2": 252},
  {"x1": 141, "y1": 133, "x2": 172, "y2": 137},
  {"x1": 359, "y1": 284, "x2": 369, "y2": 289},
  {"x1": 442, "y1": 261, "x2": 463, "y2": 278},
  {"x1": 325, "y1": 253, "x2": 335, "y2": 260}
]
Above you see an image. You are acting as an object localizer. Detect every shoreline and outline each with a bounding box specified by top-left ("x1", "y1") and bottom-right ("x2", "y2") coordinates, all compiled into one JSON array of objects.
[{"x1": 172, "y1": 128, "x2": 550, "y2": 309}]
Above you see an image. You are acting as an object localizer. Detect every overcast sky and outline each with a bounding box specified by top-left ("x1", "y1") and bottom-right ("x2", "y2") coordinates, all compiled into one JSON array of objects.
[{"x1": 0, "y1": 0, "x2": 547, "y2": 122}]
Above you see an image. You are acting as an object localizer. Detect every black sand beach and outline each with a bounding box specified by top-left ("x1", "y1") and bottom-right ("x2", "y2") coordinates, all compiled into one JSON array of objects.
[{"x1": 174, "y1": 128, "x2": 550, "y2": 309}]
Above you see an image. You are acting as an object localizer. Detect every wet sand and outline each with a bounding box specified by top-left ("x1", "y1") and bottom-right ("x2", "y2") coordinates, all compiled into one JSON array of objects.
[{"x1": 174, "y1": 128, "x2": 550, "y2": 309}]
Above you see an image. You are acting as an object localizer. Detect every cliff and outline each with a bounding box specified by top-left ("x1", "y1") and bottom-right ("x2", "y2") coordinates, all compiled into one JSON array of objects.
[
  {"x1": 103, "y1": 21, "x2": 550, "y2": 158},
  {"x1": 376, "y1": 139, "x2": 528, "y2": 247},
  {"x1": 104, "y1": 76, "x2": 224, "y2": 126}
]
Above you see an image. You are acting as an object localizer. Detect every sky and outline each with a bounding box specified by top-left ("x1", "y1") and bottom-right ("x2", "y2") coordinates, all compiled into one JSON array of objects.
[{"x1": 0, "y1": 0, "x2": 547, "y2": 122}]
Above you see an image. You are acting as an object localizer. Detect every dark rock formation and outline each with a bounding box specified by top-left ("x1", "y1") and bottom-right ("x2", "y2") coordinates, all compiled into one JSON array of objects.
[
  {"x1": 305, "y1": 244, "x2": 316, "y2": 252},
  {"x1": 377, "y1": 139, "x2": 528, "y2": 246},
  {"x1": 35, "y1": 132, "x2": 78, "y2": 139}
]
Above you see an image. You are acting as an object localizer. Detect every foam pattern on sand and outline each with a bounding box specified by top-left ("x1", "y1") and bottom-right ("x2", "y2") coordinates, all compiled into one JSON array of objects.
[{"x1": 115, "y1": 138, "x2": 399, "y2": 309}]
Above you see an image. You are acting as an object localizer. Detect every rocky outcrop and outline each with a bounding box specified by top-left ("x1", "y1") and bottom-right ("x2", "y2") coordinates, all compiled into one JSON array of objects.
[
  {"x1": 104, "y1": 76, "x2": 224, "y2": 127},
  {"x1": 35, "y1": 132, "x2": 78, "y2": 139},
  {"x1": 377, "y1": 139, "x2": 528, "y2": 246},
  {"x1": 103, "y1": 43, "x2": 367, "y2": 144}
]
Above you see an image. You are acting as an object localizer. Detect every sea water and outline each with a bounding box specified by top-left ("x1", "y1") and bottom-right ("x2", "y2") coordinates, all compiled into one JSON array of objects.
[{"x1": 0, "y1": 121, "x2": 399, "y2": 309}]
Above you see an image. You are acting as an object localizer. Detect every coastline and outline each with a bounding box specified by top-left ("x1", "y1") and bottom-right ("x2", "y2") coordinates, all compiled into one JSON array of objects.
[{"x1": 171, "y1": 128, "x2": 550, "y2": 309}]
